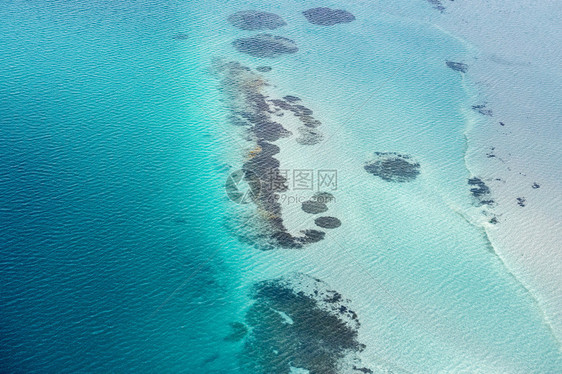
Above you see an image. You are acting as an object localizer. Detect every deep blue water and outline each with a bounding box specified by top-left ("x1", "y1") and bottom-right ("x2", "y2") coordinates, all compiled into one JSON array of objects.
[{"x1": 0, "y1": 1, "x2": 245, "y2": 372}]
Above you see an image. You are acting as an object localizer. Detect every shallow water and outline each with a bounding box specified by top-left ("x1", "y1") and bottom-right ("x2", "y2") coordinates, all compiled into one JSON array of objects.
[{"x1": 1, "y1": 0, "x2": 560, "y2": 372}]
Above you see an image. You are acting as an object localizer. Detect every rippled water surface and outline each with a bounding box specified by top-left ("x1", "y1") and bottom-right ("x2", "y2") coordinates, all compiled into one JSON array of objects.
[{"x1": 1, "y1": 1, "x2": 561, "y2": 373}]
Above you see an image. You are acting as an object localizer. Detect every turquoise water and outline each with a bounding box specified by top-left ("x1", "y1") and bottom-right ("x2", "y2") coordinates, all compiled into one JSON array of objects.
[
  {"x1": 0, "y1": 1, "x2": 245, "y2": 372},
  {"x1": 1, "y1": 0, "x2": 561, "y2": 373}
]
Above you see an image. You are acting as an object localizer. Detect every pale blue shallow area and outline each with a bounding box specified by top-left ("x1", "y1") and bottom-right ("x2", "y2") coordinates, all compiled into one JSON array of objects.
[{"x1": 1, "y1": 0, "x2": 561, "y2": 373}]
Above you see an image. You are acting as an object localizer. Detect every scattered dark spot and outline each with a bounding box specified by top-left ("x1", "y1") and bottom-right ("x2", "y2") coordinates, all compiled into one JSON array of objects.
[
  {"x1": 426, "y1": 0, "x2": 446, "y2": 13},
  {"x1": 228, "y1": 10, "x2": 286, "y2": 31},
  {"x1": 472, "y1": 104, "x2": 493, "y2": 116},
  {"x1": 232, "y1": 34, "x2": 298, "y2": 58},
  {"x1": 446, "y1": 61, "x2": 468, "y2": 73},
  {"x1": 468, "y1": 178, "x2": 490, "y2": 197},
  {"x1": 353, "y1": 366, "x2": 374, "y2": 374},
  {"x1": 468, "y1": 177, "x2": 494, "y2": 206},
  {"x1": 517, "y1": 197, "x2": 526, "y2": 207},
  {"x1": 283, "y1": 95, "x2": 301, "y2": 102},
  {"x1": 302, "y1": 7, "x2": 356, "y2": 26},
  {"x1": 256, "y1": 65, "x2": 272, "y2": 72},
  {"x1": 499, "y1": 121, "x2": 506, "y2": 126},
  {"x1": 315, "y1": 216, "x2": 342, "y2": 229},
  {"x1": 364, "y1": 152, "x2": 420, "y2": 182},
  {"x1": 486, "y1": 147, "x2": 496, "y2": 158},
  {"x1": 489, "y1": 217, "x2": 498, "y2": 224},
  {"x1": 324, "y1": 291, "x2": 343, "y2": 303},
  {"x1": 302, "y1": 200, "x2": 328, "y2": 214},
  {"x1": 172, "y1": 33, "x2": 189, "y2": 40},
  {"x1": 532, "y1": 182, "x2": 540, "y2": 189}
]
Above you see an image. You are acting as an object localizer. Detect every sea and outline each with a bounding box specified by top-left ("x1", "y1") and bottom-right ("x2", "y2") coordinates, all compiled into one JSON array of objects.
[{"x1": 1, "y1": 0, "x2": 560, "y2": 373}]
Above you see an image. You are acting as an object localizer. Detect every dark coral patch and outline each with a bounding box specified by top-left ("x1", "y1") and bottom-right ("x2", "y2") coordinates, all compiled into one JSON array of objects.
[
  {"x1": 232, "y1": 34, "x2": 298, "y2": 58},
  {"x1": 446, "y1": 61, "x2": 468, "y2": 73},
  {"x1": 302, "y1": 200, "x2": 328, "y2": 214},
  {"x1": 315, "y1": 216, "x2": 342, "y2": 229},
  {"x1": 241, "y1": 274, "x2": 364, "y2": 373},
  {"x1": 172, "y1": 33, "x2": 189, "y2": 40},
  {"x1": 228, "y1": 10, "x2": 287, "y2": 31},
  {"x1": 303, "y1": 7, "x2": 356, "y2": 26},
  {"x1": 468, "y1": 177, "x2": 494, "y2": 206},
  {"x1": 468, "y1": 177, "x2": 490, "y2": 197},
  {"x1": 283, "y1": 95, "x2": 301, "y2": 102},
  {"x1": 364, "y1": 152, "x2": 420, "y2": 183},
  {"x1": 472, "y1": 104, "x2": 493, "y2": 116},
  {"x1": 299, "y1": 229, "x2": 326, "y2": 244},
  {"x1": 252, "y1": 119, "x2": 292, "y2": 141}
]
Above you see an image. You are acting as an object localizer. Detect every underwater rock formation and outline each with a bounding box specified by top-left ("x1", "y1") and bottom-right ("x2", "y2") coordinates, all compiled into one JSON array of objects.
[
  {"x1": 283, "y1": 95, "x2": 301, "y2": 102},
  {"x1": 364, "y1": 152, "x2": 420, "y2": 182},
  {"x1": 214, "y1": 59, "x2": 334, "y2": 249},
  {"x1": 232, "y1": 34, "x2": 298, "y2": 58},
  {"x1": 172, "y1": 33, "x2": 189, "y2": 40},
  {"x1": 315, "y1": 216, "x2": 342, "y2": 229},
  {"x1": 302, "y1": 7, "x2": 356, "y2": 26},
  {"x1": 228, "y1": 10, "x2": 287, "y2": 31},
  {"x1": 302, "y1": 200, "x2": 329, "y2": 214},
  {"x1": 472, "y1": 104, "x2": 493, "y2": 116},
  {"x1": 241, "y1": 273, "x2": 365, "y2": 373},
  {"x1": 468, "y1": 177, "x2": 495, "y2": 206},
  {"x1": 446, "y1": 60, "x2": 468, "y2": 73}
]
